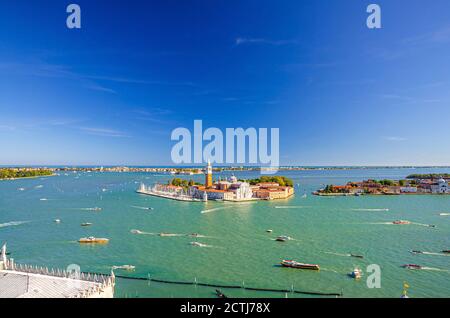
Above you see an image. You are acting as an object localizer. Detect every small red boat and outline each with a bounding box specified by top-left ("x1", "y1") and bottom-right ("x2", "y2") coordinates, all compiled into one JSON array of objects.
[
  {"x1": 401, "y1": 264, "x2": 422, "y2": 270},
  {"x1": 393, "y1": 220, "x2": 411, "y2": 225},
  {"x1": 281, "y1": 260, "x2": 320, "y2": 271}
]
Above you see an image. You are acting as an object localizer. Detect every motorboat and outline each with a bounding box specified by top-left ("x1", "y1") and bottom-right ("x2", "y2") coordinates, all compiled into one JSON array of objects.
[
  {"x1": 54, "y1": 219, "x2": 61, "y2": 223},
  {"x1": 442, "y1": 250, "x2": 450, "y2": 254},
  {"x1": 112, "y1": 265, "x2": 135, "y2": 271},
  {"x1": 215, "y1": 289, "x2": 227, "y2": 298},
  {"x1": 410, "y1": 250, "x2": 423, "y2": 254},
  {"x1": 349, "y1": 268, "x2": 362, "y2": 279},
  {"x1": 281, "y1": 260, "x2": 320, "y2": 271},
  {"x1": 266, "y1": 229, "x2": 273, "y2": 233},
  {"x1": 393, "y1": 220, "x2": 411, "y2": 225},
  {"x1": 276, "y1": 235, "x2": 291, "y2": 242},
  {"x1": 130, "y1": 229, "x2": 143, "y2": 234},
  {"x1": 350, "y1": 254, "x2": 364, "y2": 259},
  {"x1": 81, "y1": 223, "x2": 93, "y2": 227},
  {"x1": 78, "y1": 237, "x2": 109, "y2": 244},
  {"x1": 401, "y1": 264, "x2": 422, "y2": 270}
]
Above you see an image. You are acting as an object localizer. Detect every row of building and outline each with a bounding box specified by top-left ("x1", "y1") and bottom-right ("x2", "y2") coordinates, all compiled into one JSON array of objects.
[{"x1": 317, "y1": 178, "x2": 449, "y2": 195}]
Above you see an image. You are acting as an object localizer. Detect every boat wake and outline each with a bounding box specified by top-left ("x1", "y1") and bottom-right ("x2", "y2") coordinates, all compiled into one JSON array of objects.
[
  {"x1": 363, "y1": 222, "x2": 394, "y2": 225},
  {"x1": 420, "y1": 252, "x2": 450, "y2": 257},
  {"x1": 78, "y1": 207, "x2": 102, "y2": 211},
  {"x1": 411, "y1": 222, "x2": 436, "y2": 228},
  {"x1": 189, "y1": 242, "x2": 213, "y2": 248},
  {"x1": 275, "y1": 206, "x2": 309, "y2": 209},
  {"x1": 201, "y1": 207, "x2": 233, "y2": 214},
  {"x1": 0, "y1": 221, "x2": 29, "y2": 228},
  {"x1": 351, "y1": 208, "x2": 389, "y2": 212},
  {"x1": 324, "y1": 252, "x2": 352, "y2": 257},
  {"x1": 420, "y1": 267, "x2": 450, "y2": 272},
  {"x1": 130, "y1": 229, "x2": 156, "y2": 235}
]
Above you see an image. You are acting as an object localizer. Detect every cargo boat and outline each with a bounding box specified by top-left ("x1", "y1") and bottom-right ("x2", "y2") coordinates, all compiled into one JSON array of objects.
[{"x1": 281, "y1": 260, "x2": 320, "y2": 270}]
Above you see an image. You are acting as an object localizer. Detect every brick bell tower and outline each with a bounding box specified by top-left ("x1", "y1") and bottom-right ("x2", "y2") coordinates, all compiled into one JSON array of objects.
[{"x1": 205, "y1": 159, "x2": 213, "y2": 188}]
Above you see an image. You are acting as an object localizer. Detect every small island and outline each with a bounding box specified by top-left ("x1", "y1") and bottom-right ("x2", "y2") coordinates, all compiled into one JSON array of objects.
[
  {"x1": 137, "y1": 161, "x2": 295, "y2": 202},
  {"x1": 314, "y1": 175, "x2": 449, "y2": 196},
  {"x1": 0, "y1": 168, "x2": 54, "y2": 180}
]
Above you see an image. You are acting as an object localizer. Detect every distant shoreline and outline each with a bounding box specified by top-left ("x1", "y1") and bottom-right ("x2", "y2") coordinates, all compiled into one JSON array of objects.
[
  {"x1": 1, "y1": 165, "x2": 450, "y2": 172},
  {"x1": 0, "y1": 174, "x2": 56, "y2": 181}
]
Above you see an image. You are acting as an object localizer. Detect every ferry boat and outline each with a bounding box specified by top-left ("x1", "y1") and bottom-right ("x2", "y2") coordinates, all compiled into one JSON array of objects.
[
  {"x1": 393, "y1": 220, "x2": 411, "y2": 225},
  {"x1": 401, "y1": 264, "x2": 422, "y2": 270},
  {"x1": 78, "y1": 237, "x2": 109, "y2": 244},
  {"x1": 281, "y1": 260, "x2": 320, "y2": 270},
  {"x1": 276, "y1": 235, "x2": 291, "y2": 242}
]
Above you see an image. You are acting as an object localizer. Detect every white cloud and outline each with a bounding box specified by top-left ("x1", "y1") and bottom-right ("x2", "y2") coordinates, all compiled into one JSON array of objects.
[{"x1": 79, "y1": 127, "x2": 129, "y2": 138}]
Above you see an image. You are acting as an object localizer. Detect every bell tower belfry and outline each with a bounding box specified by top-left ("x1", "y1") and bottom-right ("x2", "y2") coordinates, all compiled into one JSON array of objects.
[{"x1": 205, "y1": 160, "x2": 213, "y2": 188}]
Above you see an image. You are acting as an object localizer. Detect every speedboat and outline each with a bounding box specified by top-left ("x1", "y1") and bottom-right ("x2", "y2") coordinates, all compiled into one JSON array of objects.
[
  {"x1": 190, "y1": 242, "x2": 208, "y2": 247},
  {"x1": 350, "y1": 254, "x2": 364, "y2": 259},
  {"x1": 276, "y1": 235, "x2": 291, "y2": 242},
  {"x1": 54, "y1": 219, "x2": 61, "y2": 223},
  {"x1": 410, "y1": 250, "x2": 423, "y2": 254},
  {"x1": 442, "y1": 250, "x2": 450, "y2": 254},
  {"x1": 112, "y1": 265, "x2": 135, "y2": 271},
  {"x1": 281, "y1": 260, "x2": 320, "y2": 271},
  {"x1": 393, "y1": 220, "x2": 411, "y2": 225},
  {"x1": 266, "y1": 229, "x2": 273, "y2": 233},
  {"x1": 81, "y1": 223, "x2": 93, "y2": 227},
  {"x1": 349, "y1": 268, "x2": 362, "y2": 279},
  {"x1": 401, "y1": 264, "x2": 422, "y2": 270},
  {"x1": 78, "y1": 237, "x2": 109, "y2": 244}
]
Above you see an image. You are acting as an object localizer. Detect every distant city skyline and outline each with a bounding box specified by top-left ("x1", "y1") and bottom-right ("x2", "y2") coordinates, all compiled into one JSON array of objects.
[{"x1": 1, "y1": 0, "x2": 450, "y2": 166}]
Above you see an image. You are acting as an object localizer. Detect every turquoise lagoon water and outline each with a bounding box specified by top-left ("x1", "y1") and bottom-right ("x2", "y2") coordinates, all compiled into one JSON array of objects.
[{"x1": 1, "y1": 168, "x2": 449, "y2": 298}]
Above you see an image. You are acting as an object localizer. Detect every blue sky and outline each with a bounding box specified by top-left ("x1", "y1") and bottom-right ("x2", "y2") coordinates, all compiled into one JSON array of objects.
[{"x1": 1, "y1": 0, "x2": 450, "y2": 166}]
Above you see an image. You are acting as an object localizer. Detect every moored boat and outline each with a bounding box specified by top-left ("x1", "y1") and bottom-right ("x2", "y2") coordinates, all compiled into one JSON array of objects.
[
  {"x1": 281, "y1": 260, "x2": 320, "y2": 270},
  {"x1": 78, "y1": 236, "x2": 109, "y2": 244}
]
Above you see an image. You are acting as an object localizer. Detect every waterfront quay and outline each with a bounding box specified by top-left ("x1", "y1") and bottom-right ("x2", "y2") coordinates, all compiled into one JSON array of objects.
[{"x1": 314, "y1": 175, "x2": 450, "y2": 196}]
